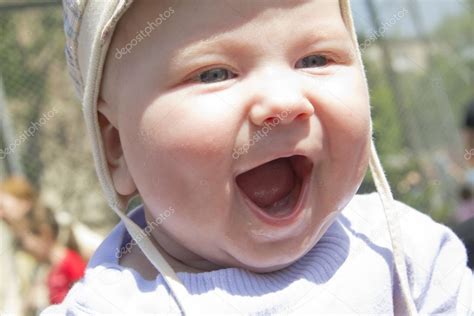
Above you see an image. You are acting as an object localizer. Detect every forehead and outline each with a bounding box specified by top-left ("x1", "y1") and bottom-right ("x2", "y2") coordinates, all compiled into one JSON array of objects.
[{"x1": 115, "y1": 0, "x2": 348, "y2": 50}]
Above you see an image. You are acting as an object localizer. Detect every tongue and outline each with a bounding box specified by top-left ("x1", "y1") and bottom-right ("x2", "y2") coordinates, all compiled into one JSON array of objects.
[{"x1": 236, "y1": 158, "x2": 296, "y2": 208}]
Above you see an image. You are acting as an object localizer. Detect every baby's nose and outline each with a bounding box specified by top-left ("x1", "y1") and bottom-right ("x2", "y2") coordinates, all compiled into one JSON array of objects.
[{"x1": 248, "y1": 69, "x2": 314, "y2": 126}]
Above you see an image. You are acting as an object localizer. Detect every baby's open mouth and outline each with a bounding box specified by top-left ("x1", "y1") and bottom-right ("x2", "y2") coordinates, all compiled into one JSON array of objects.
[{"x1": 236, "y1": 155, "x2": 313, "y2": 224}]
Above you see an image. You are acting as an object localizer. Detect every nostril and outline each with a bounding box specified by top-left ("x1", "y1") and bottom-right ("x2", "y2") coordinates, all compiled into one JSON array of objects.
[
  {"x1": 264, "y1": 117, "x2": 278, "y2": 125},
  {"x1": 295, "y1": 113, "x2": 311, "y2": 120}
]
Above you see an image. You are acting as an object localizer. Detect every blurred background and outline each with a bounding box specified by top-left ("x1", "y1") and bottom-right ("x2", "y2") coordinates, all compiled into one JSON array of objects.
[{"x1": 0, "y1": 0, "x2": 473, "y2": 314}]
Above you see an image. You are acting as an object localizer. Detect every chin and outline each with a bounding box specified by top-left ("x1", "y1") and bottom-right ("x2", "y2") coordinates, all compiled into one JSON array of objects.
[
  {"x1": 247, "y1": 260, "x2": 297, "y2": 273},
  {"x1": 231, "y1": 252, "x2": 302, "y2": 273},
  {"x1": 219, "y1": 237, "x2": 310, "y2": 273},
  {"x1": 221, "y1": 208, "x2": 340, "y2": 274}
]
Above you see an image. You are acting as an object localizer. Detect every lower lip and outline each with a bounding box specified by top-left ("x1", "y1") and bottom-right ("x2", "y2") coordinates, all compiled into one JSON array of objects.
[{"x1": 238, "y1": 170, "x2": 311, "y2": 227}]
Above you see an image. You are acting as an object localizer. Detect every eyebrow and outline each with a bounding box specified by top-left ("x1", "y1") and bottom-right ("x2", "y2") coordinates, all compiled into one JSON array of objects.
[
  {"x1": 291, "y1": 28, "x2": 351, "y2": 51},
  {"x1": 172, "y1": 35, "x2": 248, "y2": 62},
  {"x1": 173, "y1": 23, "x2": 349, "y2": 60}
]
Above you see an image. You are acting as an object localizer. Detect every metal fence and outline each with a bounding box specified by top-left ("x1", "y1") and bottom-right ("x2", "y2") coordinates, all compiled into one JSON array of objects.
[{"x1": 0, "y1": 2, "x2": 116, "y2": 231}]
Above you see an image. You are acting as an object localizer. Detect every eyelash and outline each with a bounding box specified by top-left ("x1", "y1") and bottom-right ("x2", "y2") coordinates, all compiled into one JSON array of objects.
[
  {"x1": 190, "y1": 54, "x2": 333, "y2": 84},
  {"x1": 295, "y1": 54, "x2": 332, "y2": 68}
]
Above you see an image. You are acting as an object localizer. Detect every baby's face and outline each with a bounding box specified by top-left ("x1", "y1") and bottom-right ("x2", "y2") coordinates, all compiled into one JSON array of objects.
[{"x1": 100, "y1": 0, "x2": 370, "y2": 272}]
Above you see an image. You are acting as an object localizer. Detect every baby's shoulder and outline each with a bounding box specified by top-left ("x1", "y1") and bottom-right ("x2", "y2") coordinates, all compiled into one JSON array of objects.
[
  {"x1": 345, "y1": 193, "x2": 465, "y2": 250},
  {"x1": 343, "y1": 193, "x2": 471, "y2": 313},
  {"x1": 345, "y1": 192, "x2": 456, "y2": 240},
  {"x1": 41, "y1": 265, "x2": 176, "y2": 315}
]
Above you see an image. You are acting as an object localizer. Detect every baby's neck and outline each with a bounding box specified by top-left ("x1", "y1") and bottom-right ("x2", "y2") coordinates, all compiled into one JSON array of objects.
[
  {"x1": 119, "y1": 237, "x2": 219, "y2": 280},
  {"x1": 118, "y1": 245, "x2": 184, "y2": 280},
  {"x1": 120, "y1": 212, "x2": 223, "y2": 279}
]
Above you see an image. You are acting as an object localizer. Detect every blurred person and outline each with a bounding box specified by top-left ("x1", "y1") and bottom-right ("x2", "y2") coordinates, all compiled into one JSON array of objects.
[
  {"x1": 457, "y1": 183, "x2": 474, "y2": 223},
  {"x1": 454, "y1": 217, "x2": 474, "y2": 270},
  {"x1": 463, "y1": 99, "x2": 474, "y2": 166},
  {"x1": 0, "y1": 176, "x2": 86, "y2": 311},
  {"x1": 0, "y1": 176, "x2": 37, "y2": 315},
  {"x1": 453, "y1": 98, "x2": 474, "y2": 270},
  {"x1": 455, "y1": 99, "x2": 474, "y2": 223}
]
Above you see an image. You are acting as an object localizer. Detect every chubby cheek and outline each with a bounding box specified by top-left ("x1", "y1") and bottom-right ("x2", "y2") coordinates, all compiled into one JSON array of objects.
[
  {"x1": 313, "y1": 69, "x2": 371, "y2": 206},
  {"x1": 120, "y1": 94, "x2": 238, "y2": 225}
]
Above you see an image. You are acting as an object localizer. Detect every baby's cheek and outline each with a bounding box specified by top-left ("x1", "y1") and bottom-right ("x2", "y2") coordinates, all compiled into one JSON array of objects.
[
  {"x1": 329, "y1": 106, "x2": 370, "y2": 172},
  {"x1": 310, "y1": 70, "x2": 371, "y2": 189},
  {"x1": 335, "y1": 107, "x2": 371, "y2": 142},
  {"x1": 319, "y1": 71, "x2": 371, "y2": 141},
  {"x1": 138, "y1": 103, "x2": 235, "y2": 167}
]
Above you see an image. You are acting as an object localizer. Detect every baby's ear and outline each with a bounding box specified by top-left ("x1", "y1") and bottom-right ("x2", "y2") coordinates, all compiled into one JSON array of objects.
[{"x1": 97, "y1": 98, "x2": 137, "y2": 197}]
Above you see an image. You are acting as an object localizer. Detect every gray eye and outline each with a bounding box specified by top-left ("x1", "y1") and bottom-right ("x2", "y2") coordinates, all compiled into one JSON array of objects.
[
  {"x1": 199, "y1": 68, "x2": 234, "y2": 83},
  {"x1": 296, "y1": 55, "x2": 329, "y2": 68}
]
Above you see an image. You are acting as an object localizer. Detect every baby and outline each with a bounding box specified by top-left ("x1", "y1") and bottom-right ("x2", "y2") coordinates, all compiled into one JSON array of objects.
[{"x1": 42, "y1": 0, "x2": 473, "y2": 314}]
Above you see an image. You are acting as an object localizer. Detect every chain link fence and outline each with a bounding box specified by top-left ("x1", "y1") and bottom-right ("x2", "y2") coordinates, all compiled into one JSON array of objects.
[{"x1": 0, "y1": 1, "x2": 116, "y2": 230}]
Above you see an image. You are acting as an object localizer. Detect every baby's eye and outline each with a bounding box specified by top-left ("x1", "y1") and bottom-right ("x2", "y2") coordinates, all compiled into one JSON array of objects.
[
  {"x1": 198, "y1": 68, "x2": 236, "y2": 83},
  {"x1": 295, "y1": 55, "x2": 329, "y2": 68}
]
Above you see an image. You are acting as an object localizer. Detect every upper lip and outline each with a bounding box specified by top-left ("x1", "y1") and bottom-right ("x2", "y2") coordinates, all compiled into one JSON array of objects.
[{"x1": 233, "y1": 149, "x2": 314, "y2": 179}]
